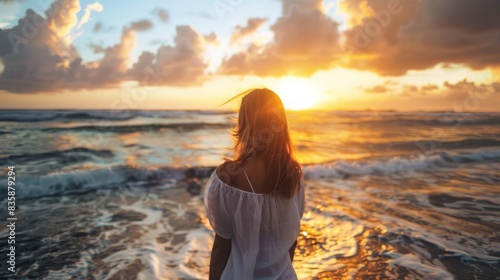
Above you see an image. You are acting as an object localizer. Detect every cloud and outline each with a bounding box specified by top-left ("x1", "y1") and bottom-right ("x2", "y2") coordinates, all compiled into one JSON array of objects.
[
  {"x1": 92, "y1": 21, "x2": 113, "y2": 33},
  {"x1": 402, "y1": 85, "x2": 419, "y2": 96},
  {"x1": 76, "y1": 1, "x2": 103, "y2": 30},
  {"x1": 3, "y1": 0, "x2": 500, "y2": 94},
  {"x1": 416, "y1": 80, "x2": 497, "y2": 101},
  {"x1": 371, "y1": 80, "x2": 500, "y2": 111},
  {"x1": 441, "y1": 79, "x2": 500, "y2": 103},
  {"x1": 0, "y1": 1, "x2": 83, "y2": 93},
  {"x1": 443, "y1": 79, "x2": 475, "y2": 91},
  {"x1": 93, "y1": 21, "x2": 103, "y2": 32},
  {"x1": 219, "y1": 0, "x2": 500, "y2": 78},
  {"x1": 90, "y1": 26, "x2": 136, "y2": 85},
  {"x1": 362, "y1": 79, "x2": 499, "y2": 104},
  {"x1": 230, "y1": 17, "x2": 267, "y2": 43},
  {"x1": 89, "y1": 43, "x2": 104, "y2": 53},
  {"x1": 364, "y1": 84, "x2": 388, "y2": 94},
  {"x1": 0, "y1": 1, "x2": 140, "y2": 93},
  {"x1": 439, "y1": 79, "x2": 496, "y2": 101},
  {"x1": 0, "y1": 0, "x2": 214, "y2": 93},
  {"x1": 204, "y1": 32, "x2": 217, "y2": 43},
  {"x1": 152, "y1": 8, "x2": 169, "y2": 23},
  {"x1": 130, "y1": 19, "x2": 153, "y2": 32},
  {"x1": 422, "y1": 84, "x2": 438, "y2": 92},
  {"x1": 355, "y1": 79, "x2": 500, "y2": 112},
  {"x1": 129, "y1": 25, "x2": 209, "y2": 87},
  {"x1": 220, "y1": 0, "x2": 341, "y2": 77},
  {"x1": 45, "y1": 0, "x2": 81, "y2": 45},
  {"x1": 342, "y1": 0, "x2": 500, "y2": 75}
]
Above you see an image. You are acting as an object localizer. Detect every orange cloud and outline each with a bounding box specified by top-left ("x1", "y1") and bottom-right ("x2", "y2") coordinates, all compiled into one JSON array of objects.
[
  {"x1": 220, "y1": 0, "x2": 341, "y2": 77},
  {"x1": 366, "y1": 79, "x2": 499, "y2": 102},
  {"x1": 2, "y1": 0, "x2": 500, "y2": 94},
  {"x1": 221, "y1": 0, "x2": 500, "y2": 78},
  {"x1": 342, "y1": 0, "x2": 500, "y2": 75},
  {"x1": 230, "y1": 17, "x2": 267, "y2": 43},
  {"x1": 364, "y1": 84, "x2": 388, "y2": 94}
]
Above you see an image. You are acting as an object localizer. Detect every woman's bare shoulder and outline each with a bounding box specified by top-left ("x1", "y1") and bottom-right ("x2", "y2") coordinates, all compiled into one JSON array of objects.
[{"x1": 215, "y1": 161, "x2": 241, "y2": 185}]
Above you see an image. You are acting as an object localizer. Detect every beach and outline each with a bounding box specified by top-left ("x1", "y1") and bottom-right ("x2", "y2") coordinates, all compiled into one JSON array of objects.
[{"x1": 0, "y1": 109, "x2": 499, "y2": 279}]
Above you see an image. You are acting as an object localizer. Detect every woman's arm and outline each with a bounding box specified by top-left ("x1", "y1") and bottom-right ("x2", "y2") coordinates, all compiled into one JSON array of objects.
[
  {"x1": 289, "y1": 240, "x2": 298, "y2": 262},
  {"x1": 209, "y1": 233, "x2": 232, "y2": 280}
]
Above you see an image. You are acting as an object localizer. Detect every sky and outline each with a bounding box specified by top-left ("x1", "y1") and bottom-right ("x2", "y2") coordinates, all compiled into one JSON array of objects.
[{"x1": 0, "y1": 0, "x2": 499, "y2": 111}]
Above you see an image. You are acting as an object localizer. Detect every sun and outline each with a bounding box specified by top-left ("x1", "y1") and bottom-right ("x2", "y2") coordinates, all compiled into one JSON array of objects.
[{"x1": 276, "y1": 77, "x2": 320, "y2": 110}]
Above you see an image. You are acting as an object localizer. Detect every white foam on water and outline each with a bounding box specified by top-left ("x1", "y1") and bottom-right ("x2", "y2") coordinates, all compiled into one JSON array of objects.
[
  {"x1": 0, "y1": 166, "x2": 182, "y2": 200},
  {"x1": 173, "y1": 228, "x2": 213, "y2": 279},
  {"x1": 383, "y1": 251, "x2": 454, "y2": 280},
  {"x1": 303, "y1": 150, "x2": 500, "y2": 180}
]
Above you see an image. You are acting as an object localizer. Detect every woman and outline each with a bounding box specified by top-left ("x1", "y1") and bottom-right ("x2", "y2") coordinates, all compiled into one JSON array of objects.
[{"x1": 204, "y1": 88, "x2": 306, "y2": 279}]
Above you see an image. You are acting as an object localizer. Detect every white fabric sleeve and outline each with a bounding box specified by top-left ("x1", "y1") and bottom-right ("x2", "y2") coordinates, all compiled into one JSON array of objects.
[{"x1": 204, "y1": 173, "x2": 233, "y2": 239}]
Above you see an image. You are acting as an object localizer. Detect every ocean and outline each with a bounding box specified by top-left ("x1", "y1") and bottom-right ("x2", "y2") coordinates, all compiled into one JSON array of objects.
[{"x1": 0, "y1": 109, "x2": 499, "y2": 279}]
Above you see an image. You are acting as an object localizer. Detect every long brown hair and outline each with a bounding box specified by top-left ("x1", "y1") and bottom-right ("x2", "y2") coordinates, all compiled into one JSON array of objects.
[{"x1": 222, "y1": 88, "x2": 302, "y2": 198}]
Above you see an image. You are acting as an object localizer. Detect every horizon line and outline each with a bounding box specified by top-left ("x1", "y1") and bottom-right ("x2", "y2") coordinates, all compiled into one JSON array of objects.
[{"x1": 0, "y1": 107, "x2": 499, "y2": 113}]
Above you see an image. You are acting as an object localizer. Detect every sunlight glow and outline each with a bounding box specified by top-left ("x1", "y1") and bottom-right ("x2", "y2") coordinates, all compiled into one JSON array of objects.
[{"x1": 276, "y1": 77, "x2": 320, "y2": 110}]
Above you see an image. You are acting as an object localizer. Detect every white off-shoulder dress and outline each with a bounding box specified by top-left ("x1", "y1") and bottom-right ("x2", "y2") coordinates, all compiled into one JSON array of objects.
[{"x1": 204, "y1": 169, "x2": 306, "y2": 280}]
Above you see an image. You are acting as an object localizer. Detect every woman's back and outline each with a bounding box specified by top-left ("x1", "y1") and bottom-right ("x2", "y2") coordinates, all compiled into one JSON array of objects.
[
  {"x1": 217, "y1": 160, "x2": 267, "y2": 193},
  {"x1": 205, "y1": 162, "x2": 305, "y2": 279}
]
